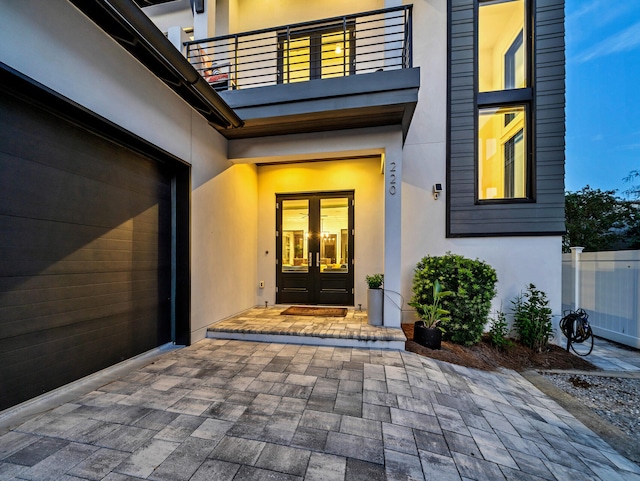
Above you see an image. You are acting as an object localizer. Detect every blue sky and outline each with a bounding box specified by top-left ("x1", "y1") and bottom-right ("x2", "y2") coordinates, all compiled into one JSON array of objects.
[{"x1": 565, "y1": 0, "x2": 640, "y2": 195}]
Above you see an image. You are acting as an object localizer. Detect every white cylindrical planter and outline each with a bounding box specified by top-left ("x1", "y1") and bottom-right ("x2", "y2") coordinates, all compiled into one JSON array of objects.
[{"x1": 367, "y1": 288, "x2": 384, "y2": 326}]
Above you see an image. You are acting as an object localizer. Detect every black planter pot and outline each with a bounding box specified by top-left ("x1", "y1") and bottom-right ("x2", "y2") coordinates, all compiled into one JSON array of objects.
[{"x1": 414, "y1": 322, "x2": 442, "y2": 350}]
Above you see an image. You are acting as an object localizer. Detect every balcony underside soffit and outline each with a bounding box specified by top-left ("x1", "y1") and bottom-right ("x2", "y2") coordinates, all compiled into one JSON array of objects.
[{"x1": 217, "y1": 68, "x2": 420, "y2": 140}]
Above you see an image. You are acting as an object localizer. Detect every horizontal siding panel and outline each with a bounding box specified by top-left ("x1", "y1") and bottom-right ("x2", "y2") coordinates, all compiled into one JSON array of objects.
[
  {"x1": 448, "y1": 0, "x2": 565, "y2": 237},
  {"x1": 0, "y1": 311, "x2": 163, "y2": 407},
  {"x1": 1, "y1": 292, "x2": 163, "y2": 339},
  {"x1": 0, "y1": 277, "x2": 159, "y2": 308},
  {"x1": 0, "y1": 153, "x2": 170, "y2": 227}
]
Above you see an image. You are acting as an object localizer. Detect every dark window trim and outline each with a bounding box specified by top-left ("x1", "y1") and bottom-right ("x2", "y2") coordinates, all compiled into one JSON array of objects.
[
  {"x1": 447, "y1": 0, "x2": 563, "y2": 239},
  {"x1": 475, "y1": 0, "x2": 535, "y2": 205},
  {"x1": 478, "y1": 87, "x2": 532, "y2": 105},
  {"x1": 277, "y1": 22, "x2": 355, "y2": 84},
  {"x1": 505, "y1": 29, "x2": 523, "y2": 89},
  {"x1": 504, "y1": 128, "x2": 523, "y2": 197},
  {"x1": 477, "y1": 103, "x2": 533, "y2": 203}
]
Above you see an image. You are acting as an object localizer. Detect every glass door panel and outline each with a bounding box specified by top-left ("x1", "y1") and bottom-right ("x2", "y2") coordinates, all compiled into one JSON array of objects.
[
  {"x1": 320, "y1": 198, "x2": 349, "y2": 273},
  {"x1": 281, "y1": 199, "x2": 309, "y2": 272},
  {"x1": 321, "y1": 31, "x2": 350, "y2": 79},
  {"x1": 283, "y1": 37, "x2": 310, "y2": 83},
  {"x1": 277, "y1": 192, "x2": 353, "y2": 305},
  {"x1": 279, "y1": 24, "x2": 353, "y2": 84}
]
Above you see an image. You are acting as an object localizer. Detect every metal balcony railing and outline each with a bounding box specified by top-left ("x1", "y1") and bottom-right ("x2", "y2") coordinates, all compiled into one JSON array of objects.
[{"x1": 185, "y1": 5, "x2": 412, "y2": 91}]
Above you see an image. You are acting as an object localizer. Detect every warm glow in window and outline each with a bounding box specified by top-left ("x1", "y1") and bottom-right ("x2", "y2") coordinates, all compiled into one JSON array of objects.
[
  {"x1": 479, "y1": 0, "x2": 525, "y2": 92},
  {"x1": 320, "y1": 32, "x2": 350, "y2": 79},
  {"x1": 478, "y1": 106, "x2": 527, "y2": 200},
  {"x1": 281, "y1": 25, "x2": 352, "y2": 84},
  {"x1": 283, "y1": 37, "x2": 311, "y2": 83},
  {"x1": 281, "y1": 199, "x2": 309, "y2": 272}
]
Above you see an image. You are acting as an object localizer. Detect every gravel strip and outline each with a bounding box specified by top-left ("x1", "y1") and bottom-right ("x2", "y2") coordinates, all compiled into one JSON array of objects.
[{"x1": 543, "y1": 373, "x2": 640, "y2": 444}]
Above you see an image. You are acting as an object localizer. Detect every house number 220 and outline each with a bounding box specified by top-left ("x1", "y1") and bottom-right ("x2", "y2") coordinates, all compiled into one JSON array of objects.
[{"x1": 388, "y1": 161, "x2": 397, "y2": 195}]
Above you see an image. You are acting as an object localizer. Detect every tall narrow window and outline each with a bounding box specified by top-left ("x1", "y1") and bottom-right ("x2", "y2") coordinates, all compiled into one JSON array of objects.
[
  {"x1": 479, "y1": 106, "x2": 526, "y2": 199},
  {"x1": 478, "y1": 0, "x2": 532, "y2": 201}
]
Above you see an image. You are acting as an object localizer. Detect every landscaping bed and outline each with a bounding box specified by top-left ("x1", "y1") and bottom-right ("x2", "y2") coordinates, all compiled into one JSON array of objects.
[{"x1": 401, "y1": 323, "x2": 598, "y2": 372}]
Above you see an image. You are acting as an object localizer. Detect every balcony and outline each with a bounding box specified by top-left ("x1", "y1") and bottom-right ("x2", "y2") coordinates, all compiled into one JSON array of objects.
[{"x1": 185, "y1": 6, "x2": 419, "y2": 139}]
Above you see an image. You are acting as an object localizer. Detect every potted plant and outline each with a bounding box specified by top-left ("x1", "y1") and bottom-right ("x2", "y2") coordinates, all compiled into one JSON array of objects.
[
  {"x1": 365, "y1": 274, "x2": 384, "y2": 326},
  {"x1": 409, "y1": 280, "x2": 452, "y2": 349}
]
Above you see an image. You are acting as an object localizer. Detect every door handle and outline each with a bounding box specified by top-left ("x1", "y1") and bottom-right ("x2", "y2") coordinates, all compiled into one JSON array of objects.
[
  {"x1": 316, "y1": 252, "x2": 320, "y2": 266},
  {"x1": 308, "y1": 252, "x2": 313, "y2": 266}
]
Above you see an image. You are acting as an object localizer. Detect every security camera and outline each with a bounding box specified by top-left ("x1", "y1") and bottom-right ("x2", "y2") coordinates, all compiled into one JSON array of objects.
[{"x1": 433, "y1": 183, "x2": 443, "y2": 200}]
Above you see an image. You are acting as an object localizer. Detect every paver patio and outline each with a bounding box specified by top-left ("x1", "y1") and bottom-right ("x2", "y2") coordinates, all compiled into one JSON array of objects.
[{"x1": 1, "y1": 338, "x2": 639, "y2": 480}]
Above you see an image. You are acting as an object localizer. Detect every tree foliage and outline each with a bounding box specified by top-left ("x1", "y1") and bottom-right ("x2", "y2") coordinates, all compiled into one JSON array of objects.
[
  {"x1": 564, "y1": 185, "x2": 638, "y2": 252},
  {"x1": 623, "y1": 169, "x2": 640, "y2": 201}
]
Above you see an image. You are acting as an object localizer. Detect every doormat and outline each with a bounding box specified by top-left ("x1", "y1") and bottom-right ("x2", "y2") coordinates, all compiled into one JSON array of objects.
[{"x1": 281, "y1": 306, "x2": 348, "y2": 317}]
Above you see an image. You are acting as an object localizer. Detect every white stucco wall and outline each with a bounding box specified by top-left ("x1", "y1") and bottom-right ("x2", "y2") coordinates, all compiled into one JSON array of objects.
[
  {"x1": 230, "y1": 127, "x2": 403, "y2": 315},
  {"x1": 141, "y1": 0, "x2": 194, "y2": 34},
  {"x1": 9, "y1": 0, "x2": 566, "y2": 336},
  {"x1": 192, "y1": 0, "x2": 564, "y2": 327},
  {"x1": 399, "y1": 0, "x2": 563, "y2": 325},
  {"x1": 233, "y1": 0, "x2": 383, "y2": 33},
  {"x1": 192, "y1": 159, "x2": 259, "y2": 341},
  {"x1": 0, "y1": 0, "x2": 259, "y2": 343},
  {"x1": 227, "y1": 0, "x2": 563, "y2": 327}
]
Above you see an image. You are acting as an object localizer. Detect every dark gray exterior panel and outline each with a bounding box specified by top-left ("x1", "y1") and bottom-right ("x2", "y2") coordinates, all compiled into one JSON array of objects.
[
  {"x1": 219, "y1": 69, "x2": 420, "y2": 139},
  {"x1": 447, "y1": 0, "x2": 566, "y2": 237},
  {"x1": 0, "y1": 64, "x2": 192, "y2": 410}
]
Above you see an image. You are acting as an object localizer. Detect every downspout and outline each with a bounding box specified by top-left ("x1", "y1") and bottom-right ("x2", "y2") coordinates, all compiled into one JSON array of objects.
[{"x1": 69, "y1": 0, "x2": 243, "y2": 129}]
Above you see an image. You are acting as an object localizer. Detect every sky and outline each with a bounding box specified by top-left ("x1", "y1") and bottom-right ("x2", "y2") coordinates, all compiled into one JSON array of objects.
[{"x1": 565, "y1": 0, "x2": 640, "y2": 195}]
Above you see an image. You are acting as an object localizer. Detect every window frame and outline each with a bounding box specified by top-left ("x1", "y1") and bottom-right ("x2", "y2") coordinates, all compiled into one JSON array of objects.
[
  {"x1": 476, "y1": 0, "x2": 534, "y2": 204},
  {"x1": 504, "y1": 29, "x2": 524, "y2": 90},
  {"x1": 277, "y1": 22, "x2": 355, "y2": 84}
]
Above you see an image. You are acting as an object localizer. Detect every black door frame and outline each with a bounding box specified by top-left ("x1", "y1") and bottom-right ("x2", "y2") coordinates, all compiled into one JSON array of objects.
[{"x1": 276, "y1": 191, "x2": 354, "y2": 305}]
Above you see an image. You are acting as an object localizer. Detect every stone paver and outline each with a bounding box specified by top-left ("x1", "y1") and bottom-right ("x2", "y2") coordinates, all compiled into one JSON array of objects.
[
  {"x1": 207, "y1": 307, "x2": 406, "y2": 345},
  {"x1": 586, "y1": 337, "x2": 640, "y2": 372},
  {"x1": 1, "y1": 338, "x2": 639, "y2": 480}
]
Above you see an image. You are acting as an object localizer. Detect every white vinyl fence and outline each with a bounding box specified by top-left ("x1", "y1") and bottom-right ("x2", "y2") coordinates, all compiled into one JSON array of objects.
[{"x1": 562, "y1": 249, "x2": 640, "y2": 348}]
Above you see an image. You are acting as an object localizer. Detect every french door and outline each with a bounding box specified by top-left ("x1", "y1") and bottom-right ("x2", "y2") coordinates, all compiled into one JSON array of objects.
[
  {"x1": 278, "y1": 23, "x2": 355, "y2": 83},
  {"x1": 276, "y1": 192, "x2": 354, "y2": 305}
]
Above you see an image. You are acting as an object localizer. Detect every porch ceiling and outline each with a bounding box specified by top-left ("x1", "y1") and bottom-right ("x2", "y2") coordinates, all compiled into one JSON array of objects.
[{"x1": 217, "y1": 68, "x2": 420, "y2": 140}]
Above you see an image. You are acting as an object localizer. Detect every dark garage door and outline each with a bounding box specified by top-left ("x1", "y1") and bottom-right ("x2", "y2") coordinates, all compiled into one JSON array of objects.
[{"x1": 0, "y1": 86, "x2": 174, "y2": 410}]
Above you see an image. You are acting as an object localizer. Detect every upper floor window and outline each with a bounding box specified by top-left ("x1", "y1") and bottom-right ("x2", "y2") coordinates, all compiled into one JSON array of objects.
[
  {"x1": 477, "y1": 0, "x2": 532, "y2": 201},
  {"x1": 479, "y1": 106, "x2": 527, "y2": 200},
  {"x1": 479, "y1": 0, "x2": 525, "y2": 92}
]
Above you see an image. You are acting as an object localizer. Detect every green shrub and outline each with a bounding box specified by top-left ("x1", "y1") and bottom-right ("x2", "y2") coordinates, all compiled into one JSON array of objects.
[
  {"x1": 511, "y1": 284, "x2": 553, "y2": 352},
  {"x1": 488, "y1": 310, "x2": 512, "y2": 350},
  {"x1": 411, "y1": 253, "x2": 497, "y2": 346},
  {"x1": 409, "y1": 279, "x2": 453, "y2": 329},
  {"x1": 365, "y1": 274, "x2": 383, "y2": 289}
]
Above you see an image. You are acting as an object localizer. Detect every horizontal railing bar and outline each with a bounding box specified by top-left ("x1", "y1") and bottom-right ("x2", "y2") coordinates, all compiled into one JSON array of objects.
[
  {"x1": 189, "y1": 5, "x2": 412, "y2": 91},
  {"x1": 194, "y1": 28, "x2": 406, "y2": 55},
  {"x1": 195, "y1": 44, "x2": 401, "y2": 66},
  {"x1": 185, "y1": 5, "x2": 410, "y2": 46},
  {"x1": 195, "y1": 24, "x2": 407, "y2": 52}
]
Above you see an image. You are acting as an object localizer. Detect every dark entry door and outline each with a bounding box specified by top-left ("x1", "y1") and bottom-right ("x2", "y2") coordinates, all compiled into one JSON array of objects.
[{"x1": 276, "y1": 192, "x2": 354, "y2": 305}]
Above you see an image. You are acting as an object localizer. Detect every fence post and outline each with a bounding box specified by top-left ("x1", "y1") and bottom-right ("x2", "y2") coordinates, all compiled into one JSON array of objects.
[{"x1": 570, "y1": 246, "x2": 584, "y2": 310}]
